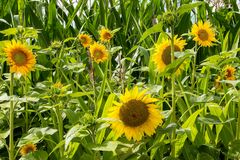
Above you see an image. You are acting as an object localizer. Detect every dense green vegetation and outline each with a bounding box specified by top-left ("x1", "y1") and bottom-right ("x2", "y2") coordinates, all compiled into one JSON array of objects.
[{"x1": 0, "y1": 0, "x2": 239, "y2": 159}]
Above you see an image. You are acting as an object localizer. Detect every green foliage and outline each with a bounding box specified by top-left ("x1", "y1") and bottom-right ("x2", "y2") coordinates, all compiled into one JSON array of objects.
[{"x1": 0, "y1": 0, "x2": 239, "y2": 159}]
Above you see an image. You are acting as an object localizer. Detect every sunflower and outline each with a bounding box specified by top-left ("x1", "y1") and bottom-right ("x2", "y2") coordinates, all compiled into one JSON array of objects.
[
  {"x1": 78, "y1": 33, "x2": 92, "y2": 48},
  {"x1": 224, "y1": 65, "x2": 236, "y2": 80},
  {"x1": 52, "y1": 82, "x2": 63, "y2": 89},
  {"x1": 99, "y1": 28, "x2": 113, "y2": 42},
  {"x1": 20, "y1": 143, "x2": 37, "y2": 156},
  {"x1": 108, "y1": 86, "x2": 163, "y2": 141},
  {"x1": 152, "y1": 36, "x2": 186, "y2": 74},
  {"x1": 89, "y1": 42, "x2": 108, "y2": 63},
  {"x1": 4, "y1": 40, "x2": 36, "y2": 75},
  {"x1": 191, "y1": 21, "x2": 216, "y2": 47}
]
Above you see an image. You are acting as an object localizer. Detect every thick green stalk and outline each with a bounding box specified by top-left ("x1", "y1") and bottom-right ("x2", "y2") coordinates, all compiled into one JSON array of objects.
[
  {"x1": 118, "y1": 52, "x2": 125, "y2": 93},
  {"x1": 107, "y1": 43, "x2": 112, "y2": 80},
  {"x1": 170, "y1": 26, "x2": 176, "y2": 158},
  {"x1": 9, "y1": 73, "x2": 14, "y2": 160},
  {"x1": 18, "y1": 0, "x2": 25, "y2": 26},
  {"x1": 25, "y1": 77, "x2": 29, "y2": 132},
  {"x1": 236, "y1": 100, "x2": 240, "y2": 140},
  {"x1": 191, "y1": 43, "x2": 198, "y2": 90},
  {"x1": 55, "y1": 105, "x2": 64, "y2": 157},
  {"x1": 55, "y1": 45, "x2": 65, "y2": 82},
  {"x1": 87, "y1": 50, "x2": 97, "y2": 112},
  {"x1": 159, "y1": 76, "x2": 165, "y2": 111}
]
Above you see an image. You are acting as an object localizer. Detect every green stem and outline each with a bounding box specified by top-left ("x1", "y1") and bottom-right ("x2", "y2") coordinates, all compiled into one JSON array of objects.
[
  {"x1": 18, "y1": 0, "x2": 24, "y2": 26},
  {"x1": 109, "y1": 54, "x2": 112, "y2": 80},
  {"x1": 87, "y1": 50, "x2": 97, "y2": 111},
  {"x1": 119, "y1": 53, "x2": 125, "y2": 93},
  {"x1": 55, "y1": 105, "x2": 64, "y2": 157},
  {"x1": 236, "y1": 100, "x2": 240, "y2": 140},
  {"x1": 191, "y1": 43, "x2": 198, "y2": 91},
  {"x1": 107, "y1": 43, "x2": 112, "y2": 81},
  {"x1": 55, "y1": 45, "x2": 65, "y2": 82},
  {"x1": 201, "y1": 67, "x2": 210, "y2": 140},
  {"x1": 170, "y1": 26, "x2": 176, "y2": 158},
  {"x1": 25, "y1": 77, "x2": 29, "y2": 132},
  {"x1": 9, "y1": 73, "x2": 14, "y2": 160},
  {"x1": 159, "y1": 76, "x2": 165, "y2": 111}
]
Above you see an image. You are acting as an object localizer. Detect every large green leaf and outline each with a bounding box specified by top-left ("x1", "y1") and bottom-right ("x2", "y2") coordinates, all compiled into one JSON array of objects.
[
  {"x1": 138, "y1": 22, "x2": 162, "y2": 43},
  {"x1": 177, "y1": 2, "x2": 204, "y2": 15},
  {"x1": 19, "y1": 150, "x2": 48, "y2": 160},
  {"x1": 64, "y1": 124, "x2": 89, "y2": 150}
]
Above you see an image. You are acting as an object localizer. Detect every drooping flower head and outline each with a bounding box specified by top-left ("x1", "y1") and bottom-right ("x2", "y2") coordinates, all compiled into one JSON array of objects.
[
  {"x1": 223, "y1": 65, "x2": 236, "y2": 80},
  {"x1": 99, "y1": 27, "x2": 113, "y2": 43},
  {"x1": 191, "y1": 21, "x2": 216, "y2": 47},
  {"x1": 89, "y1": 42, "x2": 108, "y2": 63},
  {"x1": 152, "y1": 36, "x2": 186, "y2": 73},
  {"x1": 4, "y1": 40, "x2": 36, "y2": 75},
  {"x1": 20, "y1": 143, "x2": 37, "y2": 156},
  {"x1": 78, "y1": 33, "x2": 92, "y2": 48},
  {"x1": 108, "y1": 86, "x2": 163, "y2": 141}
]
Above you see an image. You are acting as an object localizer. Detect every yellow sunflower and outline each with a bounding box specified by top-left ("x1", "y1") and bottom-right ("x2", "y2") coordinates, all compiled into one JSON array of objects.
[
  {"x1": 89, "y1": 42, "x2": 108, "y2": 63},
  {"x1": 4, "y1": 40, "x2": 36, "y2": 75},
  {"x1": 20, "y1": 143, "x2": 37, "y2": 156},
  {"x1": 108, "y1": 86, "x2": 163, "y2": 141},
  {"x1": 224, "y1": 65, "x2": 236, "y2": 80},
  {"x1": 78, "y1": 33, "x2": 92, "y2": 48},
  {"x1": 99, "y1": 28, "x2": 113, "y2": 42},
  {"x1": 152, "y1": 36, "x2": 186, "y2": 74},
  {"x1": 191, "y1": 21, "x2": 216, "y2": 47}
]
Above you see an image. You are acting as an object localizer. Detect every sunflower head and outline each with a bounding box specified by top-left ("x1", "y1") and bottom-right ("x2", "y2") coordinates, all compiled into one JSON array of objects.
[
  {"x1": 99, "y1": 28, "x2": 113, "y2": 42},
  {"x1": 152, "y1": 36, "x2": 186, "y2": 74},
  {"x1": 223, "y1": 65, "x2": 236, "y2": 80},
  {"x1": 108, "y1": 86, "x2": 163, "y2": 141},
  {"x1": 78, "y1": 33, "x2": 92, "y2": 48},
  {"x1": 52, "y1": 82, "x2": 63, "y2": 89},
  {"x1": 4, "y1": 40, "x2": 36, "y2": 75},
  {"x1": 20, "y1": 143, "x2": 37, "y2": 156},
  {"x1": 191, "y1": 21, "x2": 216, "y2": 47},
  {"x1": 89, "y1": 42, "x2": 108, "y2": 63},
  {"x1": 162, "y1": 11, "x2": 177, "y2": 26}
]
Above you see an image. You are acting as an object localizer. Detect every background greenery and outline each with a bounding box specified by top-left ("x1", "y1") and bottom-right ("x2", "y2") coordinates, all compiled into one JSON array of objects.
[{"x1": 0, "y1": 0, "x2": 240, "y2": 160}]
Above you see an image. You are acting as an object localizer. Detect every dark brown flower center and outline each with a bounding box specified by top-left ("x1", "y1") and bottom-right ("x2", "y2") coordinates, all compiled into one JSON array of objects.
[
  {"x1": 119, "y1": 99, "x2": 149, "y2": 127},
  {"x1": 80, "y1": 37, "x2": 87, "y2": 43},
  {"x1": 162, "y1": 45, "x2": 180, "y2": 65},
  {"x1": 13, "y1": 51, "x2": 27, "y2": 65},
  {"x1": 198, "y1": 29, "x2": 209, "y2": 41},
  {"x1": 225, "y1": 68, "x2": 235, "y2": 78},
  {"x1": 103, "y1": 32, "x2": 112, "y2": 40},
  {"x1": 26, "y1": 147, "x2": 34, "y2": 154}
]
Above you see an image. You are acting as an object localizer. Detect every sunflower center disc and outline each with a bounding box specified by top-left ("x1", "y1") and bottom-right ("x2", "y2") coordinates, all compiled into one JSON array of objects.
[
  {"x1": 162, "y1": 45, "x2": 180, "y2": 65},
  {"x1": 94, "y1": 49, "x2": 103, "y2": 59},
  {"x1": 103, "y1": 32, "x2": 111, "y2": 40},
  {"x1": 13, "y1": 52, "x2": 27, "y2": 65},
  {"x1": 26, "y1": 147, "x2": 34, "y2": 154},
  {"x1": 80, "y1": 37, "x2": 86, "y2": 43},
  {"x1": 226, "y1": 69, "x2": 234, "y2": 78},
  {"x1": 198, "y1": 29, "x2": 209, "y2": 41},
  {"x1": 119, "y1": 99, "x2": 149, "y2": 127}
]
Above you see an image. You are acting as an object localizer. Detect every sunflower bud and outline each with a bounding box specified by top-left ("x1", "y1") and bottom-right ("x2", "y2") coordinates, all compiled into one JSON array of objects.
[
  {"x1": 51, "y1": 41, "x2": 62, "y2": 49},
  {"x1": 162, "y1": 11, "x2": 177, "y2": 26}
]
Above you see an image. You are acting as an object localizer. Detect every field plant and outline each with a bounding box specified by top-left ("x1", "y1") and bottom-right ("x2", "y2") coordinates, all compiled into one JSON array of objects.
[{"x1": 0, "y1": 0, "x2": 240, "y2": 160}]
